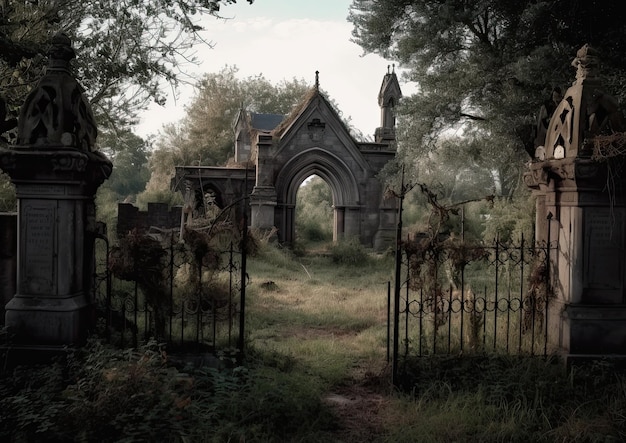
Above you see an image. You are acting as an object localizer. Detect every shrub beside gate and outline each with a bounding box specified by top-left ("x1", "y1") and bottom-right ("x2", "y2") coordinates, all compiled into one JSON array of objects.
[{"x1": 93, "y1": 226, "x2": 247, "y2": 354}]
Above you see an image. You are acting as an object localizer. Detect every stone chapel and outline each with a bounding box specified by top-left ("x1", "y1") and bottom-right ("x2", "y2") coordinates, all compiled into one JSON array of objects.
[{"x1": 172, "y1": 69, "x2": 402, "y2": 250}]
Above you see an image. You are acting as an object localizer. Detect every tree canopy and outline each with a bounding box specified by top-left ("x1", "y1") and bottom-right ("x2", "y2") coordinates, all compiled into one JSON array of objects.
[
  {"x1": 349, "y1": 0, "x2": 626, "y2": 199},
  {"x1": 1, "y1": 0, "x2": 253, "y2": 138},
  {"x1": 144, "y1": 65, "x2": 311, "y2": 193},
  {"x1": 0, "y1": 0, "x2": 254, "y2": 212}
]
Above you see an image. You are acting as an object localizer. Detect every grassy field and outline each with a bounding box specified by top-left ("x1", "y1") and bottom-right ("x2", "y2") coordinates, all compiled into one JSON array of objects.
[
  {"x1": 2, "y1": 241, "x2": 626, "y2": 442},
  {"x1": 244, "y1": 241, "x2": 626, "y2": 442}
]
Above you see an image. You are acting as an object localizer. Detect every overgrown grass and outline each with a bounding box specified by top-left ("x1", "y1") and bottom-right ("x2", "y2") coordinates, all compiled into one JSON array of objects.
[
  {"x1": 383, "y1": 356, "x2": 626, "y2": 442},
  {"x1": 2, "y1": 242, "x2": 626, "y2": 441}
]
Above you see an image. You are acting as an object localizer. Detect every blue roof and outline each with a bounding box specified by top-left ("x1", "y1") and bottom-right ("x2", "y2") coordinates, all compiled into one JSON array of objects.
[{"x1": 250, "y1": 113, "x2": 284, "y2": 131}]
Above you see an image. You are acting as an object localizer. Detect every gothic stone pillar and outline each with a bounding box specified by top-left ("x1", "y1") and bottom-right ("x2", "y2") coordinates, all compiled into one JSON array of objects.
[
  {"x1": 250, "y1": 134, "x2": 277, "y2": 232},
  {"x1": 0, "y1": 34, "x2": 112, "y2": 346},
  {"x1": 525, "y1": 44, "x2": 626, "y2": 361}
]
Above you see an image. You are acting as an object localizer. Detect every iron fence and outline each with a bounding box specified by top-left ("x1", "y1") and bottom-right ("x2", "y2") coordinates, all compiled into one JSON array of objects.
[
  {"x1": 93, "y1": 228, "x2": 246, "y2": 354},
  {"x1": 389, "y1": 234, "x2": 553, "y2": 377}
]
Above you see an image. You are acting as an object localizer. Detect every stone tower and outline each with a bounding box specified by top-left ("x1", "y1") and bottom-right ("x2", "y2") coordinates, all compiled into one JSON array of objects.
[{"x1": 375, "y1": 65, "x2": 402, "y2": 144}]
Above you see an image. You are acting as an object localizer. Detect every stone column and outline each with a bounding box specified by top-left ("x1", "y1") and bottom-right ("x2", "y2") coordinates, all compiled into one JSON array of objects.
[
  {"x1": 343, "y1": 207, "x2": 361, "y2": 240},
  {"x1": 250, "y1": 134, "x2": 277, "y2": 231},
  {"x1": 524, "y1": 44, "x2": 626, "y2": 362},
  {"x1": 0, "y1": 34, "x2": 112, "y2": 346},
  {"x1": 373, "y1": 194, "x2": 398, "y2": 251},
  {"x1": 333, "y1": 206, "x2": 345, "y2": 242}
]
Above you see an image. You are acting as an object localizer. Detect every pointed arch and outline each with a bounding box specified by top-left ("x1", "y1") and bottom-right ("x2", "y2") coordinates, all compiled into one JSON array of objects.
[{"x1": 274, "y1": 148, "x2": 361, "y2": 244}]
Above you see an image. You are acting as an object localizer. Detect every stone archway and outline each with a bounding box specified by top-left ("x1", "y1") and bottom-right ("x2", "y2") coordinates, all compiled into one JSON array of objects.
[
  {"x1": 173, "y1": 69, "x2": 403, "y2": 251},
  {"x1": 275, "y1": 148, "x2": 360, "y2": 245}
]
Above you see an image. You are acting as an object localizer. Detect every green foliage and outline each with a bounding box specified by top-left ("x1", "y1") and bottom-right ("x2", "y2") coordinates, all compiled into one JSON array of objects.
[
  {"x1": 1, "y1": 1, "x2": 253, "y2": 134},
  {"x1": 329, "y1": 237, "x2": 369, "y2": 266},
  {"x1": 482, "y1": 192, "x2": 535, "y2": 243},
  {"x1": 251, "y1": 242, "x2": 303, "y2": 276},
  {"x1": 99, "y1": 129, "x2": 150, "y2": 200},
  {"x1": 350, "y1": 0, "x2": 626, "y2": 199},
  {"x1": 391, "y1": 355, "x2": 626, "y2": 442},
  {"x1": 135, "y1": 187, "x2": 183, "y2": 210},
  {"x1": 95, "y1": 186, "x2": 120, "y2": 236},
  {"x1": 296, "y1": 175, "x2": 333, "y2": 243},
  {"x1": 0, "y1": 171, "x2": 16, "y2": 212},
  {"x1": 0, "y1": 339, "x2": 336, "y2": 442}
]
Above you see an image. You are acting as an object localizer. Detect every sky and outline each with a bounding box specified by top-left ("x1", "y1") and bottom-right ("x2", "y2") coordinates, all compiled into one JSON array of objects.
[{"x1": 135, "y1": 0, "x2": 414, "y2": 140}]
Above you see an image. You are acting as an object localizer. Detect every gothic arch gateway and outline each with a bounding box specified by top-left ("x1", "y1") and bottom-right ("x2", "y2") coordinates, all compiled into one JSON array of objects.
[
  {"x1": 173, "y1": 70, "x2": 402, "y2": 250},
  {"x1": 275, "y1": 147, "x2": 361, "y2": 244}
]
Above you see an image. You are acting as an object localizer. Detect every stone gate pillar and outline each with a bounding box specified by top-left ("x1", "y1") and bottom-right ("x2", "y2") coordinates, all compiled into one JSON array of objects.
[
  {"x1": 0, "y1": 34, "x2": 112, "y2": 346},
  {"x1": 250, "y1": 134, "x2": 277, "y2": 231},
  {"x1": 525, "y1": 44, "x2": 626, "y2": 362}
]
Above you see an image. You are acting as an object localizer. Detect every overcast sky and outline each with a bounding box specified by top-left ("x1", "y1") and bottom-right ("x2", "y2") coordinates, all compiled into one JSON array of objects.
[{"x1": 135, "y1": 0, "x2": 414, "y2": 140}]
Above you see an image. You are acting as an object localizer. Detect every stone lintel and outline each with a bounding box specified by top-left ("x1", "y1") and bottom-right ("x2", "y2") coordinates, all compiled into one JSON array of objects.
[
  {"x1": 525, "y1": 157, "x2": 607, "y2": 187},
  {"x1": 565, "y1": 304, "x2": 626, "y2": 320},
  {"x1": 13, "y1": 181, "x2": 96, "y2": 200},
  {"x1": 6, "y1": 292, "x2": 89, "y2": 311},
  {"x1": 0, "y1": 148, "x2": 112, "y2": 188}
]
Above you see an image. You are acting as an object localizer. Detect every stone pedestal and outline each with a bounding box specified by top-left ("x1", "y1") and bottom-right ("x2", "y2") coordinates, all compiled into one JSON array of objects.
[
  {"x1": 0, "y1": 34, "x2": 111, "y2": 346},
  {"x1": 528, "y1": 159, "x2": 626, "y2": 359}
]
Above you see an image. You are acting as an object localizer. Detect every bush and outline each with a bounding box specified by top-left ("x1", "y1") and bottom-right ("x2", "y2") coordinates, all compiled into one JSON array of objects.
[
  {"x1": 0, "y1": 172, "x2": 16, "y2": 212},
  {"x1": 330, "y1": 238, "x2": 369, "y2": 266},
  {"x1": 0, "y1": 339, "x2": 337, "y2": 442}
]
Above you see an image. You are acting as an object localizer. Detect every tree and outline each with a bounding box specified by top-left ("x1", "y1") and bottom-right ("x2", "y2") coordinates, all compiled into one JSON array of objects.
[
  {"x1": 349, "y1": 0, "x2": 626, "y2": 199},
  {"x1": 99, "y1": 130, "x2": 151, "y2": 199},
  {"x1": 1, "y1": 0, "x2": 254, "y2": 212},
  {"x1": 1, "y1": 0, "x2": 254, "y2": 135},
  {"x1": 146, "y1": 66, "x2": 311, "y2": 191}
]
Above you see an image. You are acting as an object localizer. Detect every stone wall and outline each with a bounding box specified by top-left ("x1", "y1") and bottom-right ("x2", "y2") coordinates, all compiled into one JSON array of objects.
[{"x1": 117, "y1": 203, "x2": 182, "y2": 237}]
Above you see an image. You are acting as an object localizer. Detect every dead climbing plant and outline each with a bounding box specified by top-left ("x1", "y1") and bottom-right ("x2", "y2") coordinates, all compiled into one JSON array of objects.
[
  {"x1": 108, "y1": 204, "x2": 254, "y2": 337},
  {"x1": 397, "y1": 182, "x2": 494, "y2": 330},
  {"x1": 523, "y1": 258, "x2": 553, "y2": 333},
  {"x1": 108, "y1": 228, "x2": 171, "y2": 338},
  {"x1": 591, "y1": 131, "x2": 626, "y2": 160}
]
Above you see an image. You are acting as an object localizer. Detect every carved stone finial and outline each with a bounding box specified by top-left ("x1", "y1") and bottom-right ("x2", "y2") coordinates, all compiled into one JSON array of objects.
[
  {"x1": 572, "y1": 44, "x2": 599, "y2": 83},
  {"x1": 17, "y1": 33, "x2": 97, "y2": 151},
  {"x1": 49, "y1": 33, "x2": 75, "y2": 67}
]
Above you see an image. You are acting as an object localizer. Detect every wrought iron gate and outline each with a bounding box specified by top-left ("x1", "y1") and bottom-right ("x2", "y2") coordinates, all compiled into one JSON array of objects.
[
  {"x1": 388, "y1": 234, "x2": 552, "y2": 383},
  {"x1": 93, "y1": 226, "x2": 247, "y2": 354}
]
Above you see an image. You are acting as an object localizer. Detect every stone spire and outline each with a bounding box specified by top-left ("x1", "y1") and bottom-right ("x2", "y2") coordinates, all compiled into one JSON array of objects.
[
  {"x1": 375, "y1": 65, "x2": 402, "y2": 144},
  {"x1": 539, "y1": 44, "x2": 623, "y2": 161},
  {"x1": 17, "y1": 33, "x2": 98, "y2": 151}
]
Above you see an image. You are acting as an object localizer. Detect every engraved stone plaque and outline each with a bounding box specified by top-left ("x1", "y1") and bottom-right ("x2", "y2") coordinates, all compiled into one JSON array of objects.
[
  {"x1": 22, "y1": 202, "x2": 56, "y2": 294},
  {"x1": 584, "y1": 208, "x2": 624, "y2": 303},
  {"x1": 20, "y1": 184, "x2": 65, "y2": 196}
]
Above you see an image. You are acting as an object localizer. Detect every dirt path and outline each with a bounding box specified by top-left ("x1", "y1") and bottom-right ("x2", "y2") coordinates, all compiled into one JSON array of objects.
[{"x1": 323, "y1": 365, "x2": 394, "y2": 442}]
